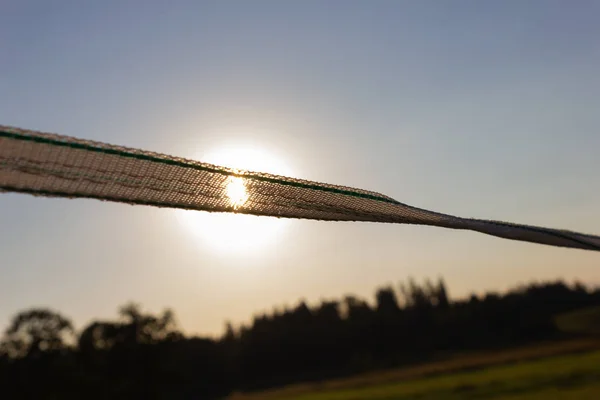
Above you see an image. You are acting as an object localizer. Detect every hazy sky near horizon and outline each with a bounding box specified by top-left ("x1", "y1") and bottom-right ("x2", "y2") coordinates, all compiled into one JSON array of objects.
[{"x1": 1, "y1": 0, "x2": 599, "y2": 336}]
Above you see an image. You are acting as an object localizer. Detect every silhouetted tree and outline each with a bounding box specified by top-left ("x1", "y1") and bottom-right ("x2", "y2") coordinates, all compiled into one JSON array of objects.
[
  {"x1": 1, "y1": 308, "x2": 74, "y2": 358},
  {"x1": 375, "y1": 286, "x2": 400, "y2": 314},
  {"x1": 118, "y1": 302, "x2": 181, "y2": 345},
  {"x1": 435, "y1": 278, "x2": 450, "y2": 309},
  {"x1": 2, "y1": 276, "x2": 600, "y2": 399}
]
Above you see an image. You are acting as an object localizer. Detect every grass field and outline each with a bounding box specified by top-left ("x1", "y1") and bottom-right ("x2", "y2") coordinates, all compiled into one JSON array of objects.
[
  {"x1": 231, "y1": 340, "x2": 600, "y2": 400},
  {"x1": 555, "y1": 306, "x2": 600, "y2": 335}
]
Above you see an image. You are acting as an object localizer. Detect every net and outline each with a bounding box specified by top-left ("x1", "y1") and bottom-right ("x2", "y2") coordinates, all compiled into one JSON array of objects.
[{"x1": 1, "y1": 125, "x2": 599, "y2": 252}]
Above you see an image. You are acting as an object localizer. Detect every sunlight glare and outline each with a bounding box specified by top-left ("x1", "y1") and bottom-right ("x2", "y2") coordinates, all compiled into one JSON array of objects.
[
  {"x1": 175, "y1": 143, "x2": 292, "y2": 255},
  {"x1": 226, "y1": 176, "x2": 248, "y2": 209}
]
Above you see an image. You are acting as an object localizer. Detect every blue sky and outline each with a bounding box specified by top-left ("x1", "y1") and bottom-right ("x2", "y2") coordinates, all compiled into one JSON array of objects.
[{"x1": 1, "y1": 0, "x2": 599, "y2": 336}]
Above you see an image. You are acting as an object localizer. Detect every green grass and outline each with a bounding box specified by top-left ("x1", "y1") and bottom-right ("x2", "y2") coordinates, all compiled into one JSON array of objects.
[
  {"x1": 555, "y1": 305, "x2": 600, "y2": 335},
  {"x1": 289, "y1": 351, "x2": 600, "y2": 400},
  {"x1": 231, "y1": 344, "x2": 600, "y2": 400}
]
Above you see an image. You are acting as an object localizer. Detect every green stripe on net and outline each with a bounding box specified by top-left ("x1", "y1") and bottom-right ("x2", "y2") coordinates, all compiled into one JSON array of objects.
[{"x1": 1, "y1": 125, "x2": 599, "y2": 252}]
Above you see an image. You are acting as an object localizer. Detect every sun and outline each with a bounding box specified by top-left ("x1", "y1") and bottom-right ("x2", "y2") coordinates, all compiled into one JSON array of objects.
[{"x1": 175, "y1": 144, "x2": 292, "y2": 254}]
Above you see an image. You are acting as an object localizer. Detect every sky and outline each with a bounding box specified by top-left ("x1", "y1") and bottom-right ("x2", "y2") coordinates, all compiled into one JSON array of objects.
[{"x1": 1, "y1": 0, "x2": 599, "y2": 337}]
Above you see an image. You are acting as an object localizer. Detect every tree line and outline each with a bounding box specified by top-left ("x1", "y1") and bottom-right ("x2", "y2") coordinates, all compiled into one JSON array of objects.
[{"x1": 1, "y1": 277, "x2": 599, "y2": 399}]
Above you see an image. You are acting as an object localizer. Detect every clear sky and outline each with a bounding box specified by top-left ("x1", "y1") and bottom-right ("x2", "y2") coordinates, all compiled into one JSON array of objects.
[{"x1": 1, "y1": 0, "x2": 599, "y2": 336}]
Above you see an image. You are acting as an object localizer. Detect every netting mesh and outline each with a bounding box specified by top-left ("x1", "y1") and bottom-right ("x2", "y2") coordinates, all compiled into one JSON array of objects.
[{"x1": 1, "y1": 125, "x2": 599, "y2": 251}]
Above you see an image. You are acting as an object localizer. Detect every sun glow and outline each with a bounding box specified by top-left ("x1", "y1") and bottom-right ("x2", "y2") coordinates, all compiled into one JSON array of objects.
[
  {"x1": 225, "y1": 176, "x2": 249, "y2": 209},
  {"x1": 175, "y1": 144, "x2": 292, "y2": 254}
]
